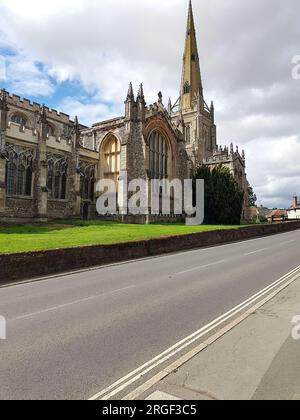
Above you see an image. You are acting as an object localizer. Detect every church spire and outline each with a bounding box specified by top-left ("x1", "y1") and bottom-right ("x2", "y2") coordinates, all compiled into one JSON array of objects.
[{"x1": 180, "y1": 0, "x2": 203, "y2": 111}]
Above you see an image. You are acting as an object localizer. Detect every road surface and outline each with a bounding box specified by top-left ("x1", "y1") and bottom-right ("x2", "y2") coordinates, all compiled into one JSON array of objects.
[{"x1": 0, "y1": 229, "x2": 299, "y2": 400}]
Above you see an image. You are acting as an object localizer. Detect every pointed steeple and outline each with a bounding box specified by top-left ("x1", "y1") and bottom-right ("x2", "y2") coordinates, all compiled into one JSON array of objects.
[{"x1": 180, "y1": 0, "x2": 203, "y2": 111}]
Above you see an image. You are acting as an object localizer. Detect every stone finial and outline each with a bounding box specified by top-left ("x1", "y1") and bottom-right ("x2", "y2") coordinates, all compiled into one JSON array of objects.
[
  {"x1": 40, "y1": 105, "x2": 47, "y2": 124},
  {"x1": 168, "y1": 97, "x2": 172, "y2": 114},
  {"x1": 137, "y1": 83, "x2": 145, "y2": 102},
  {"x1": 158, "y1": 91, "x2": 163, "y2": 103},
  {"x1": 230, "y1": 143, "x2": 234, "y2": 154},
  {"x1": 236, "y1": 145, "x2": 239, "y2": 154},
  {"x1": 74, "y1": 116, "x2": 80, "y2": 135},
  {"x1": 126, "y1": 82, "x2": 134, "y2": 101},
  {"x1": 0, "y1": 89, "x2": 8, "y2": 111},
  {"x1": 178, "y1": 110, "x2": 185, "y2": 128},
  {"x1": 242, "y1": 149, "x2": 245, "y2": 160}
]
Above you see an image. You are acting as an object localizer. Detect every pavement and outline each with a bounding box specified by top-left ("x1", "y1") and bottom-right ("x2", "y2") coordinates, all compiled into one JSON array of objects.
[
  {"x1": 0, "y1": 229, "x2": 300, "y2": 400},
  {"x1": 143, "y1": 272, "x2": 300, "y2": 401}
]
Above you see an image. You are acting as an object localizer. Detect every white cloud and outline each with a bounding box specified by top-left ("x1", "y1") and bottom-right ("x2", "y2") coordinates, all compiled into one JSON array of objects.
[
  {"x1": 0, "y1": 56, "x2": 6, "y2": 81},
  {"x1": 59, "y1": 96, "x2": 122, "y2": 126},
  {"x1": 4, "y1": 55, "x2": 54, "y2": 96},
  {"x1": 1, "y1": 0, "x2": 84, "y2": 19},
  {"x1": 246, "y1": 136, "x2": 300, "y2": 208}
]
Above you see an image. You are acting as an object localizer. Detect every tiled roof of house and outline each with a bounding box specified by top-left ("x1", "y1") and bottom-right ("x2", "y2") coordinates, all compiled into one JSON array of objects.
[{"x1": 266, "y1": 209, "x2": 287, "y2": 219}]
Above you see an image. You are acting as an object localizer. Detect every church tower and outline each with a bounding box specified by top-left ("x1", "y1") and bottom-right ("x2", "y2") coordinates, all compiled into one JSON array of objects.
[
  {"x1": 180, "y1": 0, "x2": 203, "y2": 111},
  {"x1": 170, "y1": 0, "x2": 216, "y2": 164}
]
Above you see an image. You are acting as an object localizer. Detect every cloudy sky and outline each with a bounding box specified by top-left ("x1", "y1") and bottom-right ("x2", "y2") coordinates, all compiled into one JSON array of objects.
[{"x1": 0, "y1": 0, "x2": 299, "y2": 208}]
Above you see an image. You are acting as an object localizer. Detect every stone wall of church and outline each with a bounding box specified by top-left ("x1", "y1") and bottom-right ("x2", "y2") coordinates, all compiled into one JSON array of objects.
[
  {"x1": 6, "y1": 197, "x2": 35, "y2": 218},
  {"x1": 0, "y1": 90, "x2": 94, "y2": 222},
  {"x1": 127, "y1": 121, "x2": 147, "y2": 181}
]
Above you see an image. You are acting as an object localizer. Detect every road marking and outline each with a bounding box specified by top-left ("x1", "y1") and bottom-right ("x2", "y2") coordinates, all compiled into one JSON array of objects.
[
  {"x1": 174, "y1": 260, "x2": 226, "y2": 276},
  {"x1": 146, "y1": 391, "x2": 181, "y2": 400},
  {"x1": 14, "y1": 285, "x2": 135, "y2": 320},
  {"x1": 279, "y1": 240, "x2": 296, "y2": 246},
  {"x1": 123, "y1": 268, "x2": 300, "y2": 400},
  {"x1": 244, "y1": 248, "x2": 269, "y2": 256},
  {"x1": 89, "y1": 264, "x2": 300, "y2": 401}
]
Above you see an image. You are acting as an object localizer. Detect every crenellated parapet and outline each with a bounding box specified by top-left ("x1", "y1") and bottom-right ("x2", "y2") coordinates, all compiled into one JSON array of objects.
[
  {"x1": 6, "y1": 93, "x2": 70, "y2": 123},
  {"x1": 2, "y1": 90, "x2": 85, "y2": 151},
  {"x1": 205, "y1": 143, "x2": 246, "y2": 167}
]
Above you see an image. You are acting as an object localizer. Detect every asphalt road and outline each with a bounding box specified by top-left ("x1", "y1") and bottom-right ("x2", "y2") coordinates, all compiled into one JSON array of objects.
[{"x1": 0, "y1": 229, "x2": 299, "y2": 400}]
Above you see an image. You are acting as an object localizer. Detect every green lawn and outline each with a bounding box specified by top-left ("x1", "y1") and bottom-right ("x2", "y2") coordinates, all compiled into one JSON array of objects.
[{"x1": 0, "y1": 220, "x2": 242, "y2": 254}]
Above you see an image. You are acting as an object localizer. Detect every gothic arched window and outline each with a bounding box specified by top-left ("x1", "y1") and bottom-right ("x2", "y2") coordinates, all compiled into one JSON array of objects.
[
  {"x1": 46, "y1": 124, "x2": 55, "y2": 137},
  {"x1": 6, "y1": 163, "x2": 16, "y2": 195},
  {"x1": 80, "y1": 164, "x2": 95, "y2": 202},
  {"x1": 205, "y1": 130, "x2": 213, "y2": 152},
  {"x1": 25, "y1": 166, "x2": 33, "y2": 197},
  {"x1": 61, "y1": 173, "x2": 67, "y2": 200},
  {"x1": 16, "y1": 165, "x2": 25, "y2": 196},
  {"x1": 148, "y1": 131, "x2": 168, "y2": 179},
  {"x1": 6, "y1": 146, "x2": 33, "y2": 196},
  {"x1": 102, "y1": 136, "x2": 121, "y2": 184},
  {"x1": 54, "y1": 172, "x2": 60, "y2": 199},
  {"x1": 47, "y1": 171, "x2": 54, "y2": 198},
  {"x1": 10, "y1": 114, "x2": 26, "y2": 127},
  {"x1": 183, "y1": 82, "x2": 190, "y2": 94},
  {"x1": 47, "y1": 155, "x2": 68, "y2": 200}
]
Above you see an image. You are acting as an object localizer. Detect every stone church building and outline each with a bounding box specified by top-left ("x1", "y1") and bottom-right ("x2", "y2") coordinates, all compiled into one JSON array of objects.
[{"x1": 0, "y1": 1, "x2": 250, "y2": 223}]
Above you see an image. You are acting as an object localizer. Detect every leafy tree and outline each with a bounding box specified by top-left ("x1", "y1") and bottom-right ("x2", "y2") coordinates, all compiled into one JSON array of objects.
[
  {"x1": 247, "y1": 186, "x2": 257, "y2": 207},
  {"x1": 193, "y1": 164, "x2": 244, "y2": 225}
]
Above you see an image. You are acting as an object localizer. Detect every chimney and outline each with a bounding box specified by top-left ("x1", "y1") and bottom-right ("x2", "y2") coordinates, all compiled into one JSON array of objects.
[{"x1": 293, "y1": 195, "x2": 298, "y2": 208}]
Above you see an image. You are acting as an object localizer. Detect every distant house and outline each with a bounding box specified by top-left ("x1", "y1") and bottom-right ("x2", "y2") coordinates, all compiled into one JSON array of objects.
[
  {"x1": 266, "y1": 209, "x2": 287, "y2": 223},
  {"x1": 249, "y1": 206, "x2": 259, "y2": 220},
  {"x1": 258, "y1": 206, "x2": 271, "y2": 219},
  {"x1": 248, "y1": 206, "x2": 270, "y2": 222},
  {"x1": 287, "y1": 196, "x2": 300, "y2": 220}
]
